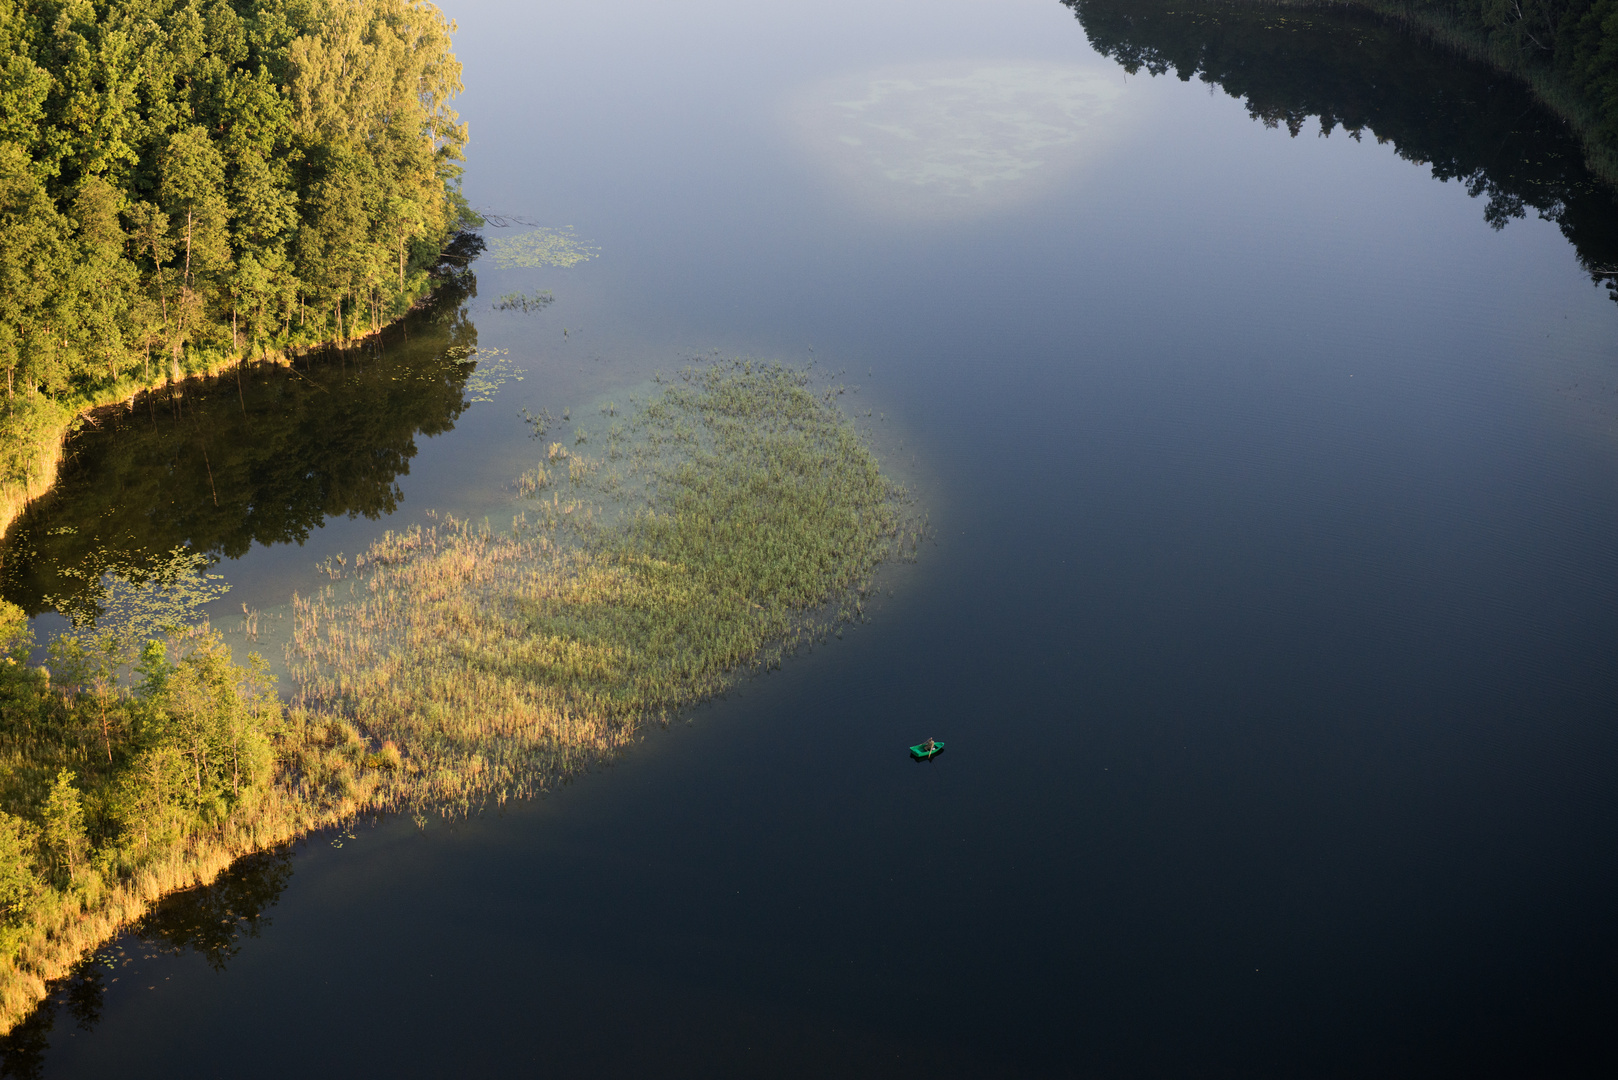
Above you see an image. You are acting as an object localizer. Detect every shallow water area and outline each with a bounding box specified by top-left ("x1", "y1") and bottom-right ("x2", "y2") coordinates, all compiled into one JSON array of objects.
[{"x1": 7, "y1": 0, "x2": 1618, "y2": 1075}]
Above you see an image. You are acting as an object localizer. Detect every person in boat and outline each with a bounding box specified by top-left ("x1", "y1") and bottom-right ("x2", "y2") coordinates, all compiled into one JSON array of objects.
[{"x1": 921, "y1": 738, "x2": 937, "y2": 752}]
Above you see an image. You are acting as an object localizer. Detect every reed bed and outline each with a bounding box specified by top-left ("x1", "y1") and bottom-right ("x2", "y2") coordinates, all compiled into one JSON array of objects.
[
  {"x1": 0, "y1": 360, "x2": 920, "y2": 1037},
  {"x1": 288, "y1": 360, "x2": 921, "y2": 808}
]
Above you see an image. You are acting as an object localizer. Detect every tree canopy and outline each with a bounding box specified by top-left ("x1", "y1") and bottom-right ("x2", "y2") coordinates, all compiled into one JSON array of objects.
[{"x1": 0, "y1": 0, "x2": 473, "y2": 455}]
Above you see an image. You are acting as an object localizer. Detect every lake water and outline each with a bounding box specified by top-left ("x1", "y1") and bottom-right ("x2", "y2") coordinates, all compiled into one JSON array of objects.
[{"x1": 6, "y1": 0, "x2": 1618, "y2": 1075}]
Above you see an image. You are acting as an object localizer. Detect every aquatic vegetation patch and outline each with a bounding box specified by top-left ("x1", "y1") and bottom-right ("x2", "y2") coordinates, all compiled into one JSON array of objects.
[
  {"x1": 43, "y1": 549, "x2": 229, "y2": 643},
  {"x1": 287, "y1": 361, "x2": 921, "y2": 807},
  {"x1": 486, "y1": 228, "x2": 599, "y2": 269},
  {"x1": 494, "y1": 290, "x2": 555, "y2": 313},
  {"x1": 450, "y1": 347, "x2": 527, "y2": 403},
  {"x1": 519, "y1": 406, "x2": 557, "y2": 439},
  {"x1": 0, "y1": 362, "x2": 921, "y2": 1035}
]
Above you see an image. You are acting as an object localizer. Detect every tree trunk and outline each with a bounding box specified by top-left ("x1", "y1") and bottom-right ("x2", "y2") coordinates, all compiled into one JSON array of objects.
[{"x1": 202, "y1": 444, "x2": 218, "y2": 506}]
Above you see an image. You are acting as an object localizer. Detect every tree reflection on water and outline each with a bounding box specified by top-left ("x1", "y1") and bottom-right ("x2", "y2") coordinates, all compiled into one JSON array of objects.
[
  {"x1": 1063, "y1": 0, "x2": 1618, "y2": 295},
  {"x1": 0, "y1": 846, "x2": 296, "y2": 1078},
  {"x1": 0, "y1": 236, "x2": 485, "y2": 619}
]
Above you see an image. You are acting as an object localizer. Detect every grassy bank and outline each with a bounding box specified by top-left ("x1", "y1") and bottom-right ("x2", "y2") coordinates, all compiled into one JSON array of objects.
[{"x1": 0, "y1": 360, "x2": 919, "y2": 1036}]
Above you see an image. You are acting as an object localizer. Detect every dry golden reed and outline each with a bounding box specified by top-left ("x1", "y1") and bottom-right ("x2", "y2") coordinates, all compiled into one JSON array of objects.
[
  {"x1": 0, "y1": 360, "x2": 920, "y2": 1036},
  {"x1": 288, "y1": 360, "x2": 922, "y2": 809}
]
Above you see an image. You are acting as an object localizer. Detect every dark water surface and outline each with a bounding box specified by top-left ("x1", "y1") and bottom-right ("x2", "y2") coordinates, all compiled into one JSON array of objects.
[{"x1": 7, "y1": 0, "x2": 1618, "y2": 1075}]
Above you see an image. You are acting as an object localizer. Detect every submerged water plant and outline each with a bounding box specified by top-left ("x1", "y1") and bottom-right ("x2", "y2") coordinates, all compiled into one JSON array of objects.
[
  {"x1": 486, "y1": 228, "x2": 599, "y2": 269},
  {"x1": 494, "y1": 290, "x2": 555, "y2": 314},
  {"x1": 451, "y1": 347, "x2": 527, "y2": 403},
  {"x1": 520, "y1": 407, "x2": 556, "y2": 439}
]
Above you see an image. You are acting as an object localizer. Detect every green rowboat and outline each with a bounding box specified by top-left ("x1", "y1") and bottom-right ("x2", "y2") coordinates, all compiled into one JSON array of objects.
[{"x1": 909, "y1": 739, "x2": 945, "y2": 760}]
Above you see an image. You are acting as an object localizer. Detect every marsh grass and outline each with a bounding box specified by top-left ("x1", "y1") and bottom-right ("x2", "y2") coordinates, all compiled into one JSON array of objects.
[
  {"x1": 287, "y1": 360, "x2": 923, "y2": 809},
  {"x1": 0, "y1": 361, "x2": 922, "y2": 1035}
]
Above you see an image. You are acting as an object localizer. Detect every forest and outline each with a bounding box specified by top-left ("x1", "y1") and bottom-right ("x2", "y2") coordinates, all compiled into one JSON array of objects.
[
  {"x1": 0, "y1": 0, "x2": 474, "y2": 528},
  {"x1": 1062, "y1": 1, "x2": 1618, "y2": 183},
  {"x1": 0, "y1": 0, "x2": 479, "y2": 1036}
]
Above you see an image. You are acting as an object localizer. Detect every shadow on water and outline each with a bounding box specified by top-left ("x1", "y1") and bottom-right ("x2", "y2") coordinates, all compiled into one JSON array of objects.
[
  {"x1": 0, "y1": 846, "x2": 296, "y2": 1079},
  {"x1": 0, "y1": 234, "x2": 485, "y2": 618},
  {"x1": 1063, "y1": 0, "x2": 1618, "y2": 289}
]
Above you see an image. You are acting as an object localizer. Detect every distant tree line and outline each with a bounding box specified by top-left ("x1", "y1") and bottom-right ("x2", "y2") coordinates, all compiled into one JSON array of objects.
[
  {"x1": 1067, "y1": 0, "x2": 1618, "y2": 172},
  {"x1": 0, "y1": 0, "x2": 474, "y2": 499},
  {"x1": 1064, "y1": 0, "x2": 1618, "y2": 296}
]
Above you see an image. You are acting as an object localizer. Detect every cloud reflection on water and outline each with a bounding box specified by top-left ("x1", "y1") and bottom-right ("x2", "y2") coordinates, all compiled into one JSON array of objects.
[{"x1": 790, "y1": 60, "x2": 1128, "y2": 216}]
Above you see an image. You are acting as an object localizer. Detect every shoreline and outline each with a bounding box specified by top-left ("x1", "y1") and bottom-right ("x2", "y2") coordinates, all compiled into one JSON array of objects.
[
  {"x1": 0, "y1": 330, "x2": 397, "y2": 549},
  {"x1": 0, "y1": 225, "x2": 483, "y2": 552},
  {"x1": 0, "y1": 767, "x2": 381, "y2": 1037},
  {"x1": 0, "y1": 361, "x2": 922, "y2": 1039}
]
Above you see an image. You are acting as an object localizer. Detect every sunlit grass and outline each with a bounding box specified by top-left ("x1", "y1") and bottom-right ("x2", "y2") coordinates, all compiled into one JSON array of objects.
[
  {"x1": 0, "y1": 361, "x2": 922, "y2": 1034},
  {"x1": 287, "y1": 360, "x2": 922, "y2": 808}
]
